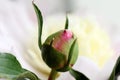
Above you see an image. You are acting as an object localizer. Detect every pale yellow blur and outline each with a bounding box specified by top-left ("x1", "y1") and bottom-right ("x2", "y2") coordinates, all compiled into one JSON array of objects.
[{"x1": 25, "y1": 14, "x2": 113, "y2": 79}]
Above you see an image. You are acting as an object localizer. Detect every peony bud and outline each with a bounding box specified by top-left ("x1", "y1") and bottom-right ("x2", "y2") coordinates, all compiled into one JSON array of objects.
[{"x1": 41, "y1": 30, "x2": 79, "y2": 72}]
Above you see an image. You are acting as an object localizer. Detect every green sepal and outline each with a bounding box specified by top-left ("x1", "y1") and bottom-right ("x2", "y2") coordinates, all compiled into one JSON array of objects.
[
  {"x1": 57, "y1": 39, "x2": 79, "y2": 72},
  {"x1": 109, "y1": 56, "x2": 120, "y2": 80},
  {"x1": 69, "y1": 68, "x2": 89, "y2": 80},
  {"x1": 64, "y1": 16, "x2": 69, "y2": 29},
  {"x1": 0, "y1": 53, "x2": 40, "y2": 80},
  {"x1": 57, "y1": 65, "x2": 70, "y2": 72},
  {"x1": 41, "y1": 44, "x2": 66, "y2": 70},
  {"x1": 32, "y1": 2, "x2": 43, "y2": 49},
  {"x1": 44, "y1": 30, "x2": 63, "y2": 45},
  {"x1": 67, "y1": 39, "x2": 79, "y2": 67}
]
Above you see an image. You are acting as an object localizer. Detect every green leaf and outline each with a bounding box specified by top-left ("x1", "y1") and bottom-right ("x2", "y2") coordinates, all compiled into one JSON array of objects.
[
  {"x1": 0, "y1": 53, "x2": 40, "y2": 80},
  {"x1": 32, "y1": 2, "x2": 43, "y2": 49},
  {"x1": 109, "y1": 56, "x2": 120, "y2": 80},
  {"x1": 64, "y1": 16, "x2": 69, "y2": 29},
  {"x1": 69, "y1": 68, "x2": 89, "y2": 80},
  {"x1": 16, "y1": 71, "x2": 41, "y2": 80}
]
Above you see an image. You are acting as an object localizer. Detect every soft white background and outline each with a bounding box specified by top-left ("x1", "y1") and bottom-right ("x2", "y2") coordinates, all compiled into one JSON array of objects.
[{"x1": 0, "y1": 0, "x2": 120, "y2": 80}]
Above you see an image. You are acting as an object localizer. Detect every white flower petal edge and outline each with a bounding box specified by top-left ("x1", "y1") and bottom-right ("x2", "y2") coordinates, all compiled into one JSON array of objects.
[
  {"x1": 0, "y1": 1, "x2": 117, "y2": 80},
  {"x1": 73, "y1": 56, "x2": 99, "y2": 80},
  {"x1": 0, "y1": 0, "x2": 37, "y2": 74},
  {"x1": 24, "y1": 14, "x2": 114, "y2": 79},
  {"x1": 94, "y1": 55, "x2": 119, "y2": 80}
]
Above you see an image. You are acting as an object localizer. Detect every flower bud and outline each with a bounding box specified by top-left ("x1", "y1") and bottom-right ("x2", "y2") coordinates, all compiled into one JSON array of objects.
[{"x1": 41, "y1": 30, "x2": 79, "y2": 72}]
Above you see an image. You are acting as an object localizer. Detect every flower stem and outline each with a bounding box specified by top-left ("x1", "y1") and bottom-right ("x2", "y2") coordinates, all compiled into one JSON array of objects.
[{"x1": 48, "y1": 69, "x2": 58, "y2": 80}]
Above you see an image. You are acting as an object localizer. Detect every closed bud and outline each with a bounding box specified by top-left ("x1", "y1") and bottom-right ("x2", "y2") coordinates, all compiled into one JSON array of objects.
[{"x1": 41, "y1": 30, "x2": 79, "y2": 72}]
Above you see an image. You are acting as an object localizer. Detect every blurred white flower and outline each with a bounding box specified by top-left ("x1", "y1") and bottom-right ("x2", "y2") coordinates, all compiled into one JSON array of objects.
[
  {"x1": 0, "y1": 0, "x2": 120, "y2": 80},
  {"x1": 25, "y1": 14, "x2": 115, "y2": 80}
]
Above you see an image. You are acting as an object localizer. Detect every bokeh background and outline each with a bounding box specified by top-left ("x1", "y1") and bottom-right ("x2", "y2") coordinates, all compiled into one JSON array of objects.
[
  {"x1": 0, "y1": 0, "x2": 120, "y2": 80},
  {"x1": 1, "y1": 0, "x2": 120, "y2": 51}
]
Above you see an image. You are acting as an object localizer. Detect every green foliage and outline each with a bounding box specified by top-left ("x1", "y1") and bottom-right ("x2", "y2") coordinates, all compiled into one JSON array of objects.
[
  {"x1": 33, "y1": 2, "x2": 43, "y2": 49},
  {"x1": 109, "y1": 56, "x2": 120, "y2": 80},
  {"x1": 64, "y1": 16, "x2": 69, "y2": 29},
  {"x1": 0, "y1": 53, "x2": 40, "y2": 80},
  {"x1": 69, "y1": 68, "x2": 89, "y2": 80}
]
